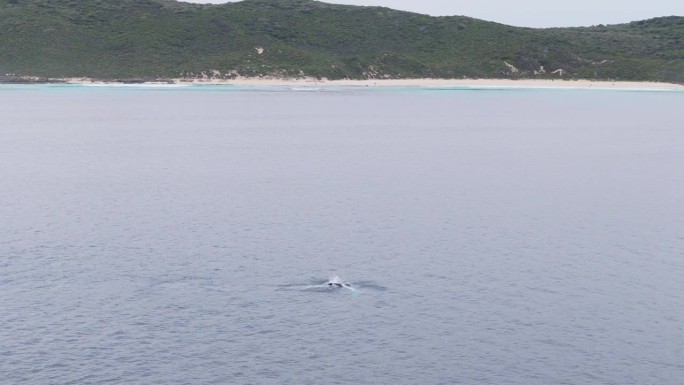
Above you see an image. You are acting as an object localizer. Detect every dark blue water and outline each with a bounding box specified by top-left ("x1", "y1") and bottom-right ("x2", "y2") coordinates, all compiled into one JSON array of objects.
[{"x1": 1, "y1": 85, "x2": 683, "y2": 384}]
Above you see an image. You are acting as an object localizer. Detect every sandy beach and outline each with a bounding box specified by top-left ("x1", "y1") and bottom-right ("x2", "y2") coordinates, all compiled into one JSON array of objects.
[{"x1": 58, "y1": 77, "x2": 684, "y2": 90}]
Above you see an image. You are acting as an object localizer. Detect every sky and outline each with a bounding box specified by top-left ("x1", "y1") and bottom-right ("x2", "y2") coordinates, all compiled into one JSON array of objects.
[{"x1": 182, "y1": 0, "x2": 684, "y2": 28}]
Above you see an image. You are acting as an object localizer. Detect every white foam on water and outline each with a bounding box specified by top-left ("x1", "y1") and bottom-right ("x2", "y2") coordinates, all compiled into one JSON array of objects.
[
  {"x1": 79, "y1": 83, "x2": 191, "y2": 89},
  {"x1": 290, "y1": 87, "x2": 323, "y2": 91}
]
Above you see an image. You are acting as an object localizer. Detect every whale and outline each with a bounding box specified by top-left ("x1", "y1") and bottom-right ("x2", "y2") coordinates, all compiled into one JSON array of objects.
[
  {"x1": 278, "y1": 276, "x2": 377, "y2": 294},
  {"x1": 327, "y1": 282, "x2": 352, "y2": 288},
  {"x1": 326, "y1": 276, "x2": 353, "y2": 290}
]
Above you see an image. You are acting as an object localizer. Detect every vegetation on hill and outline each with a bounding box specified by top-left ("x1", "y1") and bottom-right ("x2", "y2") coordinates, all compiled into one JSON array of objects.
[{"x1": 0, "y1": 0, "x2": 682, "y2": 82}]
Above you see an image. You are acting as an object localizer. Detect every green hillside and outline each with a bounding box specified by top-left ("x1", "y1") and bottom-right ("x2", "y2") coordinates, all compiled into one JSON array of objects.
[{"x1": 0, "y1": 0, "x2": 682, "y2": 82}]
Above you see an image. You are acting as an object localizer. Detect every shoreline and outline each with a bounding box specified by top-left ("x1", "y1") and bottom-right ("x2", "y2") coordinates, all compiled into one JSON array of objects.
[
  {"x1": 4, "y1": 77, "x2": 683, "y2": 91},
  {"x1": 183, "y1": 78, "x2": 683, "y2": 90}
]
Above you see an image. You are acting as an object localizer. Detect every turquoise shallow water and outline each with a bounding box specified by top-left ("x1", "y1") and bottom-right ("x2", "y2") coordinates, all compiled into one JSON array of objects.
[{"x1": 1, "y1": 86, "x2": 683, "y2": 384}]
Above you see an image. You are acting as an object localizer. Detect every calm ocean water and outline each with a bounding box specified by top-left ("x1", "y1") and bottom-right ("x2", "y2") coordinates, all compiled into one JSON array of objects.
[{"x1": 1, "y1": 85, "x2": 682, "y2": 384}]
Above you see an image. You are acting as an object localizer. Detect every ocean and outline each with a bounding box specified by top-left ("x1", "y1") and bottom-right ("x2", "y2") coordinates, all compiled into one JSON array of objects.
[{"x1": 1, "y1": 84, "x2": 682, "y2": 384}]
